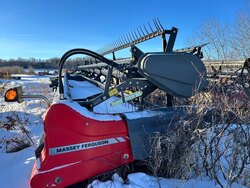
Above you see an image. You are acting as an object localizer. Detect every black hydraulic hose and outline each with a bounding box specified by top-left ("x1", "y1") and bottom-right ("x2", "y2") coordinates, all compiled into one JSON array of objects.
[{"x1": 58, "y1": 48, "x2": 120, "y2": 98}]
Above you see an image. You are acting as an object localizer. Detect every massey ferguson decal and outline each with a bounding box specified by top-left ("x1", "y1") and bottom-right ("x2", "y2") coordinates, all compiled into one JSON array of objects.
[{"x1": 49, "y1": 137, "x2": 126, "y2": 155}]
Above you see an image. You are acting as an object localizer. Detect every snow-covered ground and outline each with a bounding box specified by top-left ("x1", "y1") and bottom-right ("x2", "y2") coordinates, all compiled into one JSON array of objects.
[
  {"x1": 0, "y1": 75, "x2": 52, "y2": 188},
  {"x1": 0, "y1": 75, "x2": 247, "y2": 188},
  {"x1": 88, "y1": 173, "x2": 245, "y2": 188}
]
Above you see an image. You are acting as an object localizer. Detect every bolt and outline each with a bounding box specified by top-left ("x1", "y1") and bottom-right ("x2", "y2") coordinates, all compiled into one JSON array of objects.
[
  {"x1": 55, "y1": 177, "x2": 62, "y2": 184},
  {"x1": 123, "y1": 154, "x2": 129, "y2": 160}
]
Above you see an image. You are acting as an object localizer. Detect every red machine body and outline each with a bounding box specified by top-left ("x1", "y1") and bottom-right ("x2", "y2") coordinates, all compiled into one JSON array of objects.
[{"x1": 30, "y1": 103, "x2": 134, "y2": 188}]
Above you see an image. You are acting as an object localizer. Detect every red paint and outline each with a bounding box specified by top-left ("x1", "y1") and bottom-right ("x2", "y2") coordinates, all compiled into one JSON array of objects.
[{"x1": 30, "y1": 103, "x2": 134, "y2": 188}]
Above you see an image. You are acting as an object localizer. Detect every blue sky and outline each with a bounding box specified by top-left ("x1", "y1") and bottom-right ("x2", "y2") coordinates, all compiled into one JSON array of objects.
[{"x1": 0, "y1": 0, "x2": 249, "y2": 59}]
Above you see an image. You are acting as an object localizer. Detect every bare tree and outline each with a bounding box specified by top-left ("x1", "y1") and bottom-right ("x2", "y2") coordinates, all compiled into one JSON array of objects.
[
  {"x1": 189, "y1": 9, "x2": 250, "y2": 61},
  {"x1": 232, "y1": 10, "x2": 250, "y2": 59}
]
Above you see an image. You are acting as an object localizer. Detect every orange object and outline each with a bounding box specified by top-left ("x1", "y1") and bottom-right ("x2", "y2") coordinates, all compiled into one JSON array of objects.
[{"x1": 5, "y1": 89, "x2": 17, "y2": 101}]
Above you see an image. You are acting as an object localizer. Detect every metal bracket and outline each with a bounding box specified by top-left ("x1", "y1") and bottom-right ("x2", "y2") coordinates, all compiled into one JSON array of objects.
[{"x1": 82, "y1": 78, "x2": 153, "y2": 108}]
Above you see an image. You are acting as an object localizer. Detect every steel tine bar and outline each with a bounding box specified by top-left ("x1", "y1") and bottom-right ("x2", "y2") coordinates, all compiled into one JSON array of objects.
[
  {"x1": 118, "y1": 39, "x2": 123, "y2": 46},
  {"x1": 128, "y1": 32, "x2": 132, "y2": 42},
  {"x1": 123, "y1": 35, "x2": 128, "y2": 44},
  {"x1": 84, "y1": 19, "x2": 167, "y2": 58},
  {"x1": 121, "y1": 36, "x2": 127, "y2": 45},
  {"x1": 121, "y1": 38, "x2": 125, "y2": 46},
  {"x1": 133, "y1": 30, "x2": 139, "y2": 40},
  {"x1": 136, "y1": 27, "x2": 142, "y2": 39},
  {"x1": 133, "y1": 29, "x2": 138, "y2": 39},
  {"x1": 131, "y1": 31, "x2": 136, "y2": 41},
  {"x1": 128, "y1": 32, "x2": 134, "y2": 43},
  {"x1": 156, "y1": 17, "x2": 164, "y2": 31},
  {"x1": 140, "y1": 26, "x2": 146, "y2": 36},
  {"x1": 122, "y1": 37, "x2": 126, "y2": 45},
  {"x1": 148, "y1": 22, "x2": 154, "y2": 32},
  {"x1": 119, "y1": 38, "x2": 124, "y2": 46},
  {"x1": 124, "y1": 35, "x2": 129, "y2": 44},
  {"x1": 116, "y1": 39, "x2": 120, "y2": 47},
  {"x1": 153, "y1": 18, "x2": 161, "y2": 31},
  {"x1": 116, "y1": 40, "x2": 120, "y2": 48},
  {"x1": 115, "y1": 40, "x2": 119, "y2": 48},
  {"x1": 125, "y1": 34, "x2": 131, "y2": 43},
  {"x1": 113, "y1": 41, "x2": 117, "y2": 48},
  {"x1": 137, "y1": 27, "x2": 143, "y2": 38},
  {"x1": 119, "y1": 38, "x2": 123, "y2": 46},
  {"x1": 143, "y1": 24, "x2": 150, "y2": 35},
  {"x1": 153, "y1": 18, "x2": 159, "y2": 30},
  {"x1": 114, "y1": 40, "x2": 118, "y2": 48}
]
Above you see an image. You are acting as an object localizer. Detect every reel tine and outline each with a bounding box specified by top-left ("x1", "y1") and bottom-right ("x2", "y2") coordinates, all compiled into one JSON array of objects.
[
  {"x1": 124, "y1": 35, "x2": 129, "y2": 44},
  {"x1": 113, "y1": 41, "x2": 117, "y2": 48},
  {"x1": 148, "y1": 22, "x2": 154, "y2": 32},
  {"x1": 129, "y1": 31, "x2": 134, "y2": 41},
  {"x1": 115, "y1": 40, "x2": 119, "y2": 48},
  {"x1": 119, "y1": 38, "x2": 123, "y2": 46},
  {"x1": 128, "y1": 32, "x2": 134, "y2": 43},
  {"x1": 116, "y1": 40, "x2": 120, "y2": 48},
  {"x1": 156, "y1": 17, "x2": 164, "y2": 31},
  {"x1": 125, "y1": 35, "x2": 130, "y2": 44},
  {"x1": 131, "y1": 31, "x2": 136, "y2": 41},
  {"x1": 133, "y1": 29, "x2": 139, "y2": 40},
  {"x1": 122, "y1": 37, "x2": 127, "y2": 45},
  {"x1": 86, "y1": 19, "x2": 166, "y2": 57},
  {"x1": 126, "y1": 34, "x2": 131, "y2": 43},
  {"x1": 139, "y1": 25, "x2": 146, "y2": 36},
  {"x1": 137, "y1": 27, "x2": 143, "y2": 38},
  {"x1": 117, "y1": 39, "x2": 121, "y2": 47},
  {"x1": 143, "y1": 24, "x2": 150, "y2": 35},
  {"x1": 153, "y1": 18, "x2": 161, "y2": 32},
  {"x1": 121, "y1": 36, "x2": 126, "y2": 46}
]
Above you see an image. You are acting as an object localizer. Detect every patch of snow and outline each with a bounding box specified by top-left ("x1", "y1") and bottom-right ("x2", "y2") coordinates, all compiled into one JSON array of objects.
[
  {"x1": 68, "y1": 80, "x2": 102, "y2": 99},
  {"x1": 65, "y1": 79, "x2": 137, "y2": 114},
  {"x1": 0, "y1": 147, "x2": 35, "y2": 188},
  {"x1": 93, "y1": 97, "x2": 136, "y2": 114},
  {"x1": 55, "y1": 100, "x2": 122, "y2": 121},
  {"x1": 88, "y1": 172, "x2": 247, "y2": 188},
  {"x1": 124, "y1": 110, "x2": 166, "y2": 120}
]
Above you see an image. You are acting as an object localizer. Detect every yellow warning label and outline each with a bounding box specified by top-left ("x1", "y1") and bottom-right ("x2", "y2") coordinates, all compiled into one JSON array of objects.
[
  {"x1": 108, "y1": 88, "x2": 118, "y2": 96},
  {"x1": 124, "y1": 90, "x2": 133, "y2": 94}
]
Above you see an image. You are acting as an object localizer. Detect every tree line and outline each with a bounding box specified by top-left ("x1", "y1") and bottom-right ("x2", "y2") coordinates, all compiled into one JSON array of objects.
[{"x1": 0, "y1": 57, "x2": 86, "y2": 69}]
